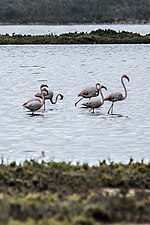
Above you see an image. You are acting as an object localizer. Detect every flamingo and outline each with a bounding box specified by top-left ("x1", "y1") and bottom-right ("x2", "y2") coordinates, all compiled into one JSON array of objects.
[
  {"x1": 23, "y1": 88, "x2": 48, "y2": 115},
  {"x1": 75, "y1": 83, "x2": 101, "y2": 106},
  {"x1": 82, "y1": 85, "x2": 107, "y2": 113},
  {"x1": 23, "y1": 84, "x2": 48, "y2": 106},
  {"x1": 35, "y1": 84, "x2": 64, "y2": 110},
  {"x1": 104, "y1": 74, "x2": 129, "y2": 114}
]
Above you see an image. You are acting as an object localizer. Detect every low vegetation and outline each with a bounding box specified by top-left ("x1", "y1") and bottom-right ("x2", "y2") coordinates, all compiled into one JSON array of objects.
[
  {"x1": 0, "y1": 159, "x2": 150, "y2": 224},
  {"x1": 0, "y1": 29, "x2": 150, "y2": 45}
]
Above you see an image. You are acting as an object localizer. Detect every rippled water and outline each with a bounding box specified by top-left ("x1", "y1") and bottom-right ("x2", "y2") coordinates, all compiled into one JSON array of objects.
[{"x1": 0, "y1": 44, "x2": 150, "y2": 164}]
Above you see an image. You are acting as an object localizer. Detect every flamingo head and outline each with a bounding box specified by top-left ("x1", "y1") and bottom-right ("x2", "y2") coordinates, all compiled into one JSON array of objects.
[
  {"x1": 59, "y1": 94, "x2": 64, "y2": 100},
  {"x1": 35, "y1": 88, "x2": 49, "y2": 99},
  {"x1": 122, "y1": 75, "x2": 129, "y2": 82},
  {"x1": 96, "y1": 83, "x2": 101, "y2": 91},
  {"x1": 41, "y1": 88, "x2": 49, "y2": 96},
  {"x1": 40, "y1": 84, "x2": 49, "y2": 90}
]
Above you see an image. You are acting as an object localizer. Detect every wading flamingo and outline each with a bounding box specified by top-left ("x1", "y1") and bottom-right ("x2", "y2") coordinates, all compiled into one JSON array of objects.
[
  {"x1": 35, "y1": 84, "x2": 63, "y2": 110},
  {"x1": 23, "y1": 88, "x2": 48, "y2": 115},
  {"x1": 75, "y1": 83, "x2": 101, "y2": 106},
  {"x1": 82, "y1": 85, "x2": 107, "y2": 113},
  {"x1": 104, "y1": 74, "x2": 129, "y2": 114}
]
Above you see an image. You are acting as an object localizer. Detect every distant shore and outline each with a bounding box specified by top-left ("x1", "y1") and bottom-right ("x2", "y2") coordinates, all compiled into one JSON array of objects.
[{"x1": 0, "y1": 29, "x2": 149, "y2": 44}]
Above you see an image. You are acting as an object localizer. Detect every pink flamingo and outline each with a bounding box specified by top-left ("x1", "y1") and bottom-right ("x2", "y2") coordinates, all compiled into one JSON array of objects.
[
  {"x1": 23, "y1": 88, "x2": 48, "y2": 115},
  {"x1": 75, "y1": 83, "x2": 101, "y2": 106},
  {"x1": 82, "y1": 85, "x2": 107, "y2": 113},
  {"x1": 104, "y1": 74, "x2": 129, "y2": 114},
  {"x1": 35, "y1": 84, "x2": 63, "y2": 110}
]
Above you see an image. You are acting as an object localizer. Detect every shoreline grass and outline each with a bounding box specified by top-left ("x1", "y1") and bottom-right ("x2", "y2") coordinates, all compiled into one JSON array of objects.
[
  {"x1": 0, "y1": 29, "x2": 150, "y2": 44},
  {"x1": 0, "y1": 159, "x2": 150, "y2": 224}
]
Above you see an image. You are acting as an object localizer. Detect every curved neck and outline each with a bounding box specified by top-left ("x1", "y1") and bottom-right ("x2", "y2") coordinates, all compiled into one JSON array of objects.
[
  {"x1": 41, "y1": 92, "x2": 45, "y2": 104},
  {"x1": 99, "y1": 88, "x2": 105, "y2": 103},
  {"x1": 50, "y1": 94, "x2": 60, "y2": 104},
  {"x1": 95, "y1": 90, "x2": 99, "y2": 96},
  {"x1": 121, "y1": 77, "x2": 127, "y2": 100}
]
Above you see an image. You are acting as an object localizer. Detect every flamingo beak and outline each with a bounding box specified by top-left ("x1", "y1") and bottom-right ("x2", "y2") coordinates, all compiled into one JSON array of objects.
[{"x1": 60, "y1": 94, "x2": 64, "y2": 100}]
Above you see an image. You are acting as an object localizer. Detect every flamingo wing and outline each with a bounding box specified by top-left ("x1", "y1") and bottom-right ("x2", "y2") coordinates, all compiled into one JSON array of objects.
[
  {"x1": 78, "y1": 90, "x2": 88, "y2": 97},
  {"x1": 78, "y1": 86, "x2": 96, "y2": 97},
  {"x1": 105, "y1": 92, "x2": 123, "y2": 102},
  {"x1": 24, "y1": 100, "x2": 42, "y2": 111},
  {"x1": 82, "y1": 99, "x2": 102, "y2": 108},
  {"x1": 23, "y1": 97, "x2": 41, "y2": 106}
]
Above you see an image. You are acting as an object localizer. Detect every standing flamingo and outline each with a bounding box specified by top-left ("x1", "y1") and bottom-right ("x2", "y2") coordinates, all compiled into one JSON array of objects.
[
  {"x1": 75, "y1": 83, "x2": 101, "y2": 106},
  {"x1": 23, "y1": 84, "x2": 48, "y2": 107},
  {"x1": 23, "y1": 88, "x2": 48, "y2": 115},
  {"x1": 35, "y1": 84, "x2": 63, "y2": 110},
  {"x1": 104, "y1": 74, "x2": 129, "y2": 114},
  {"x1": 82, "y1": 85, "x2": 107, "y2": 113}
]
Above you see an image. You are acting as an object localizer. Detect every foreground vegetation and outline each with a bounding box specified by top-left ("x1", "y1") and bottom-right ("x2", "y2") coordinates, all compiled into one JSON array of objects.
[
  {"x1": 0, "y1": 29, "x2": 150, "y2": 45},
  {"x1": 0, "y1": 159, "x2": 150, "y2": 224},
  {"x1": 0, "y1": 0, "x2": 149, "y2": 24}
]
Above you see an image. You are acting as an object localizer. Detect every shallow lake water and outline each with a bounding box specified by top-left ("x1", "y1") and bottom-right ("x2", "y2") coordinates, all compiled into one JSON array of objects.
[{"x1": 0, "y1": 43, "x2": 150, "y2": 164}]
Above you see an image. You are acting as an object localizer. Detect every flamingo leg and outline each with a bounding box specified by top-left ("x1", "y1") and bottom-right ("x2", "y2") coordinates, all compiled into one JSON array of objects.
[
  {"x1": 75, "y1": 97, "x2": 83, "y2": 107},
  {"x1": 111, "y1": 103, "x2": 114, "y2": 114},
  {"x1": 89, "y1": 108, "x2": 94, "y2": 113},
  {"x1": 108, "y1": 102, "x2": 114, "y2": 114}
]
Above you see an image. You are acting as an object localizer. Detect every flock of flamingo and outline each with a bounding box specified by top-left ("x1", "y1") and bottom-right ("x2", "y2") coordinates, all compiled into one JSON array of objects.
[{"x1": 23, "y1": 74, "x2": 129, "y2": 115}]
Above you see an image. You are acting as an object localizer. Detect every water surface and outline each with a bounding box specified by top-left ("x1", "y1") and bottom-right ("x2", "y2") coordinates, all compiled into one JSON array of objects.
[{"x1": 0, "y1": 44, "x2": 150, "y2": 164}]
